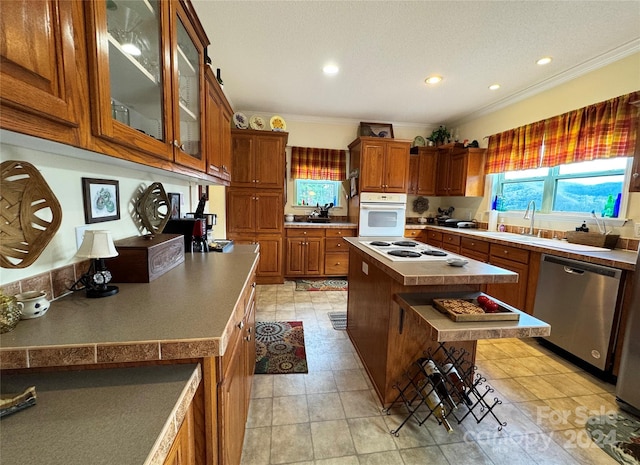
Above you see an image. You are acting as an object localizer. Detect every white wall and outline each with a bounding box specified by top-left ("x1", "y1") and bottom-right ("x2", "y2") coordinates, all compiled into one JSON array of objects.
[{"x1": 0, "y1": 139, "x2": 195, "y2": 284}]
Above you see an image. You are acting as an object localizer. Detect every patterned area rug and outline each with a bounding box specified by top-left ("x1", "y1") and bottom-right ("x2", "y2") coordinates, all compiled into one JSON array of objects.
[
  {"x1": 328, "y1": 312, "x2": 347, "y2": 330},
  {"x1": 255, "y1": 321, "x2": 308, "y2": 374},
  {"x1": 586, "y1": 412, "x2": 640, "y2": 465},
  {"x1": 295, "y1": 278, "x2": 348, "y2": 291}
]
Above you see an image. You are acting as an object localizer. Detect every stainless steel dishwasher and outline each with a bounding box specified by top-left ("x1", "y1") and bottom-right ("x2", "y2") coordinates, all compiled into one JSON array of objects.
[{"x1": 533, "y1": 254, "x2": 622, "y2": 371}]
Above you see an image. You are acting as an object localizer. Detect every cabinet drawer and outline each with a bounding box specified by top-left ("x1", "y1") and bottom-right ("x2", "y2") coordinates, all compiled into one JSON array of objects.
[
  {"x1": 404, "y1": 229, "x2": 425, "y2": 239},
  {"x1": 489, "y1": 243, "x2": 530, "y2": 264},
  {"x1": 442, "y1": 233, "x2": 461, "y2": 246},
  {"x1": 285, "y1": 228, "x2": 325, "y2": 237},
  {"x1": 324, "y1": 252, "x2": 349, "y2": 275},
  {"x1": 326, "y1": 228, "x2": 357, "y2": 238},
  {"x1": 425, "y1": 230, "x2": 442, "y2": 242},
  {"x1": 441, "y1": 243, "x2": 461, "y2": 254},
  {"x1": 461, "y1": 237, "x2": 489, "y2": 254},
  {"x1": 325, "y1": 237, "x2": 348, "y2": 252}
]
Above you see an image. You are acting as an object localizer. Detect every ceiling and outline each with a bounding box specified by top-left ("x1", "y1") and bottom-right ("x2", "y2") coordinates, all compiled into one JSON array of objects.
[{"x1": 192, "y1": 1, "x2": 640, "y2": 127}]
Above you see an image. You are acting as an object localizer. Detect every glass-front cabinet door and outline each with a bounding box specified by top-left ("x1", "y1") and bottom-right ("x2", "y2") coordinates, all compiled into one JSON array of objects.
[
  {"x1": 86, "y1": 0, "x2": 206, "y2": 169},
  {"x1": 171, "y1": 3, "x2": 205, "y2": 171}
]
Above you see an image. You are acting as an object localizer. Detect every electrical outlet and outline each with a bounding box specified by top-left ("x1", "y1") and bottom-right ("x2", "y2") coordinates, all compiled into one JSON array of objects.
[
  {"x1": 635, "y1": 223, "x2": 640, "y2": 238},
  {"x1": 75, "y1": 225, "x2": 90, "y2": 250}
]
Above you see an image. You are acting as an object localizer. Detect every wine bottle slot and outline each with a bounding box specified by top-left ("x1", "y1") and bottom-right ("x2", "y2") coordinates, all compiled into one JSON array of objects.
[
  {"x1": 421, "y1": 360, "x2": 458, "y2": 410},
  {"x1": 423, "y1": 388, "x2": 454, "y2": 433},
  {"x1": 442, "y1": 363, "x2": 473, "y2": 406}
]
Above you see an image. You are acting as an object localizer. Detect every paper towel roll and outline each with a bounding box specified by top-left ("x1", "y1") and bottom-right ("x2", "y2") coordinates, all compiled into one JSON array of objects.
[{"x1": 488, "y1": 210, "x2": 498, "y2": 232}]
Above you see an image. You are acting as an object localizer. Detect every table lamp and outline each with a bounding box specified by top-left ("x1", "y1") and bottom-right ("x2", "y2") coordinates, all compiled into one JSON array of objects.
[{"x1": 75, "y1": 230, "x2": 119, "y2": 298}]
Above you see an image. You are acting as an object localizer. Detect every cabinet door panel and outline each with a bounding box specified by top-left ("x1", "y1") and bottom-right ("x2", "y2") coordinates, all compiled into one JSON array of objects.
[
  {"x1": 227, "y1": 190, "x2": 255, "y2": 233},
  {"x1": 486, "y1": 256, "x2": 529, "y2": 311},
  {"x1": 286, "y1": 239, "x2": 305, "y2": 275},
  {"x1": 172, "y1": 5, "x2": 205, "y2": 170},
  {"x1": 435, "y1": 150, "x2": 450, "y2": 195},
  {"x1": 360, "y1": 143, "x2": 385, "y2": 192},
  {"x1": 305, "y1": 238, "x2": 324, "y2": 275},
  {"x1": 256, "y1": 236, "x2": 283, "y2": 277},
  {"x1": 254, "y1": 136, "x2": 284, "y2": 188},
  {"x1": 0, "y1": 0, "x2": 80, "y2": 127},
  {"x1": 447, "y1": 151, "x2": 468, "y2": 196},
  {"x1": 255, "y1": 192, "x2": 283, "y2": 233},
  {"x1": 417, "y1": 149, "x2": 437, "y2": 196},
  {"x1": 219, "y1": 340, "x2": 245, "y2": 465},
  {"x1": 205, "y1": 71, "x2": 223, "y2": 177},
  {"x1": 231, "y1": 134, "x2": 254, "y2": 186},
  {"x1": 384, "y1": 143, "x2": 410, "y2": 192}
]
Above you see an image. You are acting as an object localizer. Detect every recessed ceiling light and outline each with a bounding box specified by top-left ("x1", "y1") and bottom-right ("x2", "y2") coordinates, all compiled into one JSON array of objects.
[
  {"x1": 489, "y1": 84, "x2": 501, "y2": 91},
  {"x1": 323, "y1": 64, "x2": 339, "y2": 75},
  {"x1": 425, "y1": 75, "x2": 442, "y2": 85},
  {"x1": 537, "y1": 56, "x2": 552, "y2": 65}
]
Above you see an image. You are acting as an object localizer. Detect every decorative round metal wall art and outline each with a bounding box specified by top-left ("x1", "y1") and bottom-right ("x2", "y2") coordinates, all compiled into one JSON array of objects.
[
  {"x1": 0, "y1": 160, "x2": 62, "y2": 268},
  {"x1": 412, "y1": 196, "x2": 429, "y2": 214},
  {"x1": 136, "y1": 182, "x2": 171, "y2": 235}
]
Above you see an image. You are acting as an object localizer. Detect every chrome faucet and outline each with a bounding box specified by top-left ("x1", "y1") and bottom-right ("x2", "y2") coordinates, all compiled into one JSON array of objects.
[{"x1": 523, "y1": 200, "x2": 536, "y2": 235}]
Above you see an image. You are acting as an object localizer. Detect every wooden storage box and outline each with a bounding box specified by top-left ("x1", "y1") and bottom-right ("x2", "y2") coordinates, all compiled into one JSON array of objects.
[
  {"x1": 565, "y1": 231, "x2": 619, "y2": 249},
  {"x1": 107, "y1": 234, "x2": 184, "y2": 283}
]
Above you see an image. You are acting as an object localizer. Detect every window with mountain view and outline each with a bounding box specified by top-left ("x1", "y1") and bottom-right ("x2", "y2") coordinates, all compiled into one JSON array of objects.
[{"x1": 497, "y1": 158, "x2": 629, "y2": 215}]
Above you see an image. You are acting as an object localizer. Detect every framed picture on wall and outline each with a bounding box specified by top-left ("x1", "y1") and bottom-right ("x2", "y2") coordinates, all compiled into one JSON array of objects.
[
  {"x1": 82, "y1": 178, "x2": 120, "y2": 224},
  {"x1": 168, "y1": 193, "x2": 181, "y2": 219}
]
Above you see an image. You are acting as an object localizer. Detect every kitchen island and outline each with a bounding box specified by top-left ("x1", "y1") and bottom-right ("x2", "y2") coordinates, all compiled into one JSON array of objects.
[
  {"x1": 344, "y1": 237, "x2": 549, "y2": 405},
  {"x1": 0, "y1": 245, "x2": 260, "y2": 465}
]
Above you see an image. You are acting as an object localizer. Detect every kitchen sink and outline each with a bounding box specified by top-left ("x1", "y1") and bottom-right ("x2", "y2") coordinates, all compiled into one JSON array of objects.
[{"x1": 476, "y1": 231, "x2": 611, "y2": 251}]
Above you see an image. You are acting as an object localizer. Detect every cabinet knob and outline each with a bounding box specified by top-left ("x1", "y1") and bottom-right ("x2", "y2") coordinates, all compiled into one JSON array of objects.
[
  {"x1": 173, "y1": 140, "x2": 180, "y2": 147},
  {"x1": 337, "y1": 243, "x2": 341, "y2": 247},
  {"x1": 245, "y1": 335, "x2": 252, "y2": 342},
  {"x1": 303, "y1": 231, "x2": 307, "y2": 235},
  {"x1": 336, "y1": 262, "x2": 341, "y2": 265},
  {"x1": 237, "y1": 321, "x2": 245, "y2": 329},
  {"x1": 633, "y1": 172, "x2": 639, "y2": 179}
]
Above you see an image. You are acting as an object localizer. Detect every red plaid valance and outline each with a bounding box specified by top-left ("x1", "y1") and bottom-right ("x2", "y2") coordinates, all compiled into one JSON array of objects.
[
  {"x1": 291, "y1": 146, "x2": 346, "y2": 181},
  {"x1": 485, "y1": 91, "x2": 639, "y2": 174}
]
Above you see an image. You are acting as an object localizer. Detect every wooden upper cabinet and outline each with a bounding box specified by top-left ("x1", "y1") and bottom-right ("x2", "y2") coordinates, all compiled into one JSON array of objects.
[
  {"x1": 0, "y1": 0, "x2": 84, "y2": 143},
  {"x1": 204, "y1": 66, "x2": 232, "y2": 183},
  {"x1": 230, "y1": 129, "x2": 287, "y2": 189},
  {"x1": 85, "y1": 0, "x2": 207, "y2": 168},
  {"x1": 350, "y1": 137, "x2": 410, "y2": 193},
  {"x1": 436, "y1": 146, "x2": 486, "y2": 196},
  {"x1": 227, "y1": 190, "x2": 283, "y2": 234},
  {"x1": 415, "y1": 147, "x2": 438, "y2": 195}
]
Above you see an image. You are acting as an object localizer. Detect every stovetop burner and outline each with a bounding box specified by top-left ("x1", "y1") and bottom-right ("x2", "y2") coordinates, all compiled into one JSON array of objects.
[
  {"x1": 422, "y1": 250, "x2": 447, "y2": 256},
  {"x1": 388, "y1": 249, "x2": 422, "y2": 258},
  {"x1": 392, "y1": 241, "x2": 419, "y2": 247},
  {"x1": 370, "y1": 241, "x2": 391, "y2": 246}
]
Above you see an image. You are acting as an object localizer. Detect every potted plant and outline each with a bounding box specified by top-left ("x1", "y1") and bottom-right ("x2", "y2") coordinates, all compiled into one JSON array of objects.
[{"x1": 429, "y1": 126, "x2": 451, "y2": 146}]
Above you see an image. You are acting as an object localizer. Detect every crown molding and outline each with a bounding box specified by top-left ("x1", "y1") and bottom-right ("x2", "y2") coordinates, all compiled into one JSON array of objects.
[{"x1": 449, "y1": 39, "x2": 640, "y2": 127}]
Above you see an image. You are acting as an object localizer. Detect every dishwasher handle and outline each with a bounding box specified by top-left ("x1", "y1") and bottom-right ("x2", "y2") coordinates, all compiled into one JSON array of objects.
[{"x1": 564, "y1": 266, "x2": 585, "y2": 275}]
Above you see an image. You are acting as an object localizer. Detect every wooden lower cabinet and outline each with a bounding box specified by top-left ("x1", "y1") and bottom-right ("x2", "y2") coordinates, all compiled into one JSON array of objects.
[
  {"x1": 164, "y1": 401, "x2": 197, "y2": 465},
  {"x1": 217, "y1": 273, "x2": 256, "y2": 465},
  {"x1": 404, "y1": 229, "x2": 426, "y2": 240},
  {"x1": 424, "y1": 230, "x2": 443, "y2": 247},
  {"x1": 486, "y1": 244, "x2": 530, "y2": 313},
  {"x1": 229, "y1": 234, "x2": 283, "y2": 284},
  {"x1": 286, "y1": 229, "x2": 324, "y2": 276},
  {"x1": 284, "y1": 228, "x2": 356, "y2": 278},
  {"x1": 440, "y1": 232, "x2": 461, "y2": 253}
]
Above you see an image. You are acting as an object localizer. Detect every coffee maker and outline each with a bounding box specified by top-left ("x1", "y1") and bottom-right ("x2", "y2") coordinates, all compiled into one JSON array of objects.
[{"x1": 163, "y1": 218, "x2": 208, "y2": 252}]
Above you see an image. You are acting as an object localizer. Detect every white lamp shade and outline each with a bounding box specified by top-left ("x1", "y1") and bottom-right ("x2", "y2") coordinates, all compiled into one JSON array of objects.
[{"x1": 76, "y1": 230, "x2": 119, "y2": 258}]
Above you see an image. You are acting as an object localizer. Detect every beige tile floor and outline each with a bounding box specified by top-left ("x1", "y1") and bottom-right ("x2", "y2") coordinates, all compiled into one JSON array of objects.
[{"x1": 241, "y1": 281, "x2": 620, "y2": 465}]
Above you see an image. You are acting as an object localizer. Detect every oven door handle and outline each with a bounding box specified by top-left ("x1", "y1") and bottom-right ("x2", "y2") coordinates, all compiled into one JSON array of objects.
[{"x1": 361, "y1": 204, "x2": 406, "y2": 210}]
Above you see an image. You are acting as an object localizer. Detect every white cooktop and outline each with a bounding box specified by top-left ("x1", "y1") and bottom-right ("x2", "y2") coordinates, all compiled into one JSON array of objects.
[{"x1": 359, "y1": 239, "x2": 461, "y2": 262}]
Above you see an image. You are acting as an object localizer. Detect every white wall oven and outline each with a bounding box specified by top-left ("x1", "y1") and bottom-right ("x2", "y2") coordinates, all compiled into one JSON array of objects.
[{"x1": 358, "y1": 192, "x2": 407, "y2": 237}]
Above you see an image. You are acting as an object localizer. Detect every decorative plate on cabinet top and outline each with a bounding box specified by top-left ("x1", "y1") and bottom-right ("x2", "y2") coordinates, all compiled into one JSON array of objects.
[
  {"x1": 249, "y1": 115, "x2": 266, "y2": 130},
  {"x1": 413, "y1": 136, "x2": 426, "y2": 147},
  {"x1": 270, "y1": 115, "x2": 286, "y2": 131},
  {"x1": 233, "y1": 112, "x2": 248, "y2": 129}
]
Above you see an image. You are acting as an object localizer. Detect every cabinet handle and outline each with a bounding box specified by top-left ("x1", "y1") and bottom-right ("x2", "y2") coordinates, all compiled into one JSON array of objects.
[
  {"x1": 634, "y1": 172, "x2": 639, "y2": 179},
  {"x1": 173, "y1": 140, "x2": 180, "y2": 147},
  {"x1": 245, "y1": 335, "x2": 252, "y2": 342},
  {"x1": 237, "y1": 321, "x2": 245, "y2": 329},
  {"x1": 252, "y1": 282, "x2": 257, "y2": 288}
]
